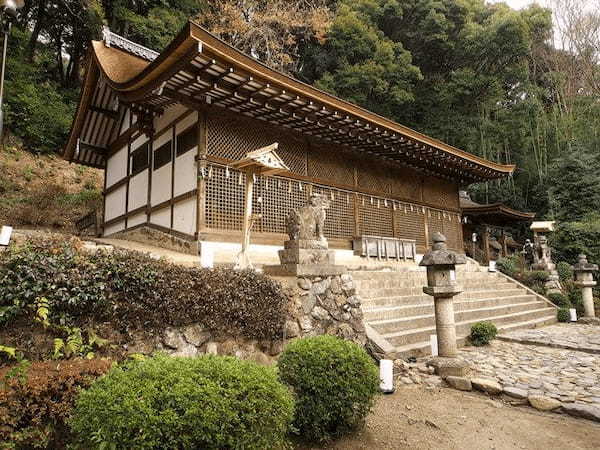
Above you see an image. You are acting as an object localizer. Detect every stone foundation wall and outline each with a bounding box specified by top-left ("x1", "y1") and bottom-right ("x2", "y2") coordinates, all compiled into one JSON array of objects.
[
  {"x1": 278, "y1": 273, "x2": 367, "y2": 347},
  {"x1": 124, "y1": 273, "x2": 366, "y2": 364},
  {"x1": 111, "y1": 226, "x2": 197, "y2": 255}
]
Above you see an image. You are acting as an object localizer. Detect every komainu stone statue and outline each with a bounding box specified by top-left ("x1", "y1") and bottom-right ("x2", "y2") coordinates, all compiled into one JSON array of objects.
[
  {"x1": 532, "y1": 235, "x2": 562, "y2": 293},
  {"x1": 285, "y1": 193, "x2": 329, "y2": 245},
  {"x1": 264, "y1": 193, "x2": 345, "y2": 276}
]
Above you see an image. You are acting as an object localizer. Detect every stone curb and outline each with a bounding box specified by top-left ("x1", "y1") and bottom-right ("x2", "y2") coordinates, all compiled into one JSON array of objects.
[
  {"x1": 441, "y1": 377, "x2": 600, "y2": 423},
  {"x1": 496, "y1": 335, "x2": 600, "y2": 356}
]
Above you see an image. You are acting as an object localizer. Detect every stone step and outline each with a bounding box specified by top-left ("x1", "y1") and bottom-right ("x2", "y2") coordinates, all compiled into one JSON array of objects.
[
  {"x1": 360, "y1": 288, "x2": 532, "y2": 309},
  {"x1": 352, "y1": 271, "x2": 499, "y2": 283},
  {"x1": 357, "y1": 281, "x2": 515, "y2": 298},
  {"x1": 391, "y1": 315, "x2": 558, "y2": 359},
  {"x1": 363, "y1": 295, "x2": 542, "y2": 321},
  {"x1": 384, "y1": 307, "x2": 556, "y2": 348},
  {"x1": 371, "y1": 302, "x2": 551, "y2": 334}
]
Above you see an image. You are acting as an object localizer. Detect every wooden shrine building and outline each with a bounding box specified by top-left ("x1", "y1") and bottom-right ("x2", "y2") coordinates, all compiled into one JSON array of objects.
[
  {"x1": 63, "y1": 22, "x2": 515, "y2": 263},
  {"x1": 460, "y1": 191, "x2": 535, "y2": 264}
]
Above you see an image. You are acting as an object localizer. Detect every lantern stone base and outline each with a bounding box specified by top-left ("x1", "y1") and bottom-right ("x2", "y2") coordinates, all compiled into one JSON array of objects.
[
  {"x1": 579, "y1": 317, "x2": 600, "y2": 325},
  {"x1": 427, "y1": 356, "x2": 470, "y2": 378}
]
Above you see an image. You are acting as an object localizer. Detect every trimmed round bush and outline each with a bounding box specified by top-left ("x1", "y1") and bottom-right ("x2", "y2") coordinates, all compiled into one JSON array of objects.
[
  {"x1": 278, "y1": 335, "x2": 379, "y2": 442},
  {"x1": 557, "y1": 307, "x2": 570, "y2": 322},
  {"x1": 70, "y1": 354, "x2": 294, "y2": 449},
  {"x1": 470, "y1": 321, "x2": 498, "y2": 346},
  {"x1": 548, "y1": 292, "x2": 571, "y2": 308}
]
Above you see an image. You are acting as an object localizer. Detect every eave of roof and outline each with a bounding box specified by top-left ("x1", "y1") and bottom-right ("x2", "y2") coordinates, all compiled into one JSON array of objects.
[
  {"x1": 461, "y1": 203, "x2": 536, "y2": 221},
  {"x1": 64, "y1": 21, "x2": 516, "y2": 183}
]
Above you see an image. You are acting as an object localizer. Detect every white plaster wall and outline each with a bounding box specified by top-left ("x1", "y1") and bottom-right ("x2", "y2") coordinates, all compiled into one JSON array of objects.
[
  {"x1": 150, "y1": 131, "x2": 172, "y2": 205},
  {"x1": 128, "y1": 212, "x2": 146, "y2": 228},
  {"x1": 173, "y1": 110, "x2": 198, "y2": 197},
  {"x1": 154, "y1": 103, "x2": 188, "y2": 131},
  {"x1": 174, "y1": 150, "x2": 196, "y2": 197},
  {"x1": 150, "y1": 207, "x2": 171, "y2": 228},
  {"x1": 104, "y1": 220, "x2": 125, "y2": 236},
  {"x1": 104, "y1": 184, "x2": 126, "y2": 221},
  {"x1": 106, "y1": 146, "x2": 127, "y2": 187},
  {"x1": 172, "y1": 197, "x2": 196, "y2": 235},
  {"x1": 128, "y1": 169, "x2": 148, "y2": 211}
]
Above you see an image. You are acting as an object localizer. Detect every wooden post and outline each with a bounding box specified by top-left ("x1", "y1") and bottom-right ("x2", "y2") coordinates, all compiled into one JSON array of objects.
[
  {"x1": 482, "y1": 227, "x2": 491, "y2": 264},
  {"x1": 236, "y1": 170, "x2": 255, "y2": 269},
  {"x1": 196, "y1": 111, "x2": 207, "y2": 234},
  {"x1": 500, "y1": 230, "x2": 508, "y2": 257}
]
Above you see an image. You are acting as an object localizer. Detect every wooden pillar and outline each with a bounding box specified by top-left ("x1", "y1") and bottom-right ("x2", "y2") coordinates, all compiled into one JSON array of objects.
[
  {"x1": 482, "y1": 227, "x2": 491, "y2": 264},
  {"x1": 196, "y1": 111, "x2": 208, "y2": 234},
  {"x1": 424, "y1": 208, "x2": 430, "y2": 247},
  {"x1": 236, "y1": 170, "x2": 255, "y2": 269},
  {"x1": 500, "y1": 230, "x2": 508, "y2": 257}
]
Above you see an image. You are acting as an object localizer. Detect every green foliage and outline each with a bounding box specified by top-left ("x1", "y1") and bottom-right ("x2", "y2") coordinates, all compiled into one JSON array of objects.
[
  {"x1": 566, "y1": 285, "x2": 585, "y2": 317},
  {"x1": 556, "y1": 261, "x2": 574, "y2": 283},
  {"x1": 70, "y1": 354, "x2": 294, "y2": 450},
  {"x1": 547, "y1": 292, "x2": 571, "y2": 308},
  {"x1": 0, "y1": 236, "x2": 288, "y2": 340},
  {"x1": 0, "y1": 358, "x2": 112, "y2": 449},
  {"x1": 551, "y1": 215, "x2": 600, "y2": 268},
  {"x1": 470, "y1": 321, "x2": 498, "y2": 346},
  {"x1": 496, "y1": 255, "x2": 519, "y2": 278},
  {"x1": 278, "y1": 335, "x2": 379, "y2": 442},
  {"x1": 557, "y1": 308, "x2": 570, "y2": 323}
]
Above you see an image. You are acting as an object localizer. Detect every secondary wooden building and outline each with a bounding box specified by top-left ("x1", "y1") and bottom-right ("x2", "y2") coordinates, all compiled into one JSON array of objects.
[{"x1": 63, "y1": 22, "x2": 515, "y2": 261}]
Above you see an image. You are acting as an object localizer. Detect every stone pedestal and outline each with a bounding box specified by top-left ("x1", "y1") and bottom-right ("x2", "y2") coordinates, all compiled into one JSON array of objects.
[
  {"x1": 573, "y1": 255, "x2": 598, "y2": 318},
  {"x1": 432, "y1": 296, "x2": 458, "y2": 357}
]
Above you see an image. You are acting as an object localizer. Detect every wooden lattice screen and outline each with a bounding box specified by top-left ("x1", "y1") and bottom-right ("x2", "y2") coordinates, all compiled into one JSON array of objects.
[
  {"x1": 204, "y1": 163, "x2": 463, "y2": 249},
  {"x1": 204, "y1": 110, "x2": 463, "y2": 250}
]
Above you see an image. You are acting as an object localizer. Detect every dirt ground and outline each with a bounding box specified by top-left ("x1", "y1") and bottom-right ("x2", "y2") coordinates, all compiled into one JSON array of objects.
[{"x1": 304, "y1": 385, "x2": 600, "y2": 450}]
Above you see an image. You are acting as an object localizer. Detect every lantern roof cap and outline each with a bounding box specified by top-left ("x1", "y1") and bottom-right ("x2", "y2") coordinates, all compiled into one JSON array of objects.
[
  {"x1": 573, "y1": 254, "x2": 598, "y2": 272},
  {"x1": 420, "y1": 233, "x2": 467, "y2": 267}
]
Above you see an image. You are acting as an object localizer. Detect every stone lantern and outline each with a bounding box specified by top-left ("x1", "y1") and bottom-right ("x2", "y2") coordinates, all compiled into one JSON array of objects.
[
  {"x1": 573, "y1": 254, "x2": 598, "y2": 319},
  {"x1": 421, "y1": 232, "x2": 469, "y2": 377}
]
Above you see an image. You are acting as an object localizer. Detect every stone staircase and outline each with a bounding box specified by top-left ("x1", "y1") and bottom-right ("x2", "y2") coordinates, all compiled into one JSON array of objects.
[{"x1": 354, "y1": 260, "x2": 557, "y2": 359}]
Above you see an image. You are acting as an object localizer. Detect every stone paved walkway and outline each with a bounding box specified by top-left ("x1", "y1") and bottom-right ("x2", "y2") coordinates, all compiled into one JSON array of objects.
[
  {"x1": 458, "y1": 338, "x2": 600, "y2": 407},
  {"x1": 498, "y1": 323, "x2": 600, "y2": 354}
]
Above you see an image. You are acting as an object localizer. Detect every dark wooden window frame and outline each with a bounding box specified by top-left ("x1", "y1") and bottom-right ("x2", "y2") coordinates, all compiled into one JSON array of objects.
[
  {"x1": 130, "y1": 141, "x2": 149, "y2": 175},
  {"x1": 153, "y1": 140, "x2": 172, "y2": 170},
  {"x1": 176, "y1": 124, "x2": 197, "y2": 157}
]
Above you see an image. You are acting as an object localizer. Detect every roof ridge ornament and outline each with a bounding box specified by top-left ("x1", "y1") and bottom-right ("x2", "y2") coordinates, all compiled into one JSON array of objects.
[{"x1": 101, "y1": 25, "x2": 159, "y2": 62}]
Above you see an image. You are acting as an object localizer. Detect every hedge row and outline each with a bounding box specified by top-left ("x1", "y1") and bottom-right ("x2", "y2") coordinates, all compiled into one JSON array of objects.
[
  {"x1": 0, "y1": 236, "x2": 288, "y2": 340},
  {"x1": 1, "y1": 337, "x2": 380, "y2": 449}
]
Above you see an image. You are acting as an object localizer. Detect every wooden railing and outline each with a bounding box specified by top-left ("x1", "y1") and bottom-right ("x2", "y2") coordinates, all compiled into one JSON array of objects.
[
  {"x1": 75, "y1": 210, "x2": 99, "y2": 237},
  {"x1": 353, "y1": 235, "x2": 417, "y2": 262}
]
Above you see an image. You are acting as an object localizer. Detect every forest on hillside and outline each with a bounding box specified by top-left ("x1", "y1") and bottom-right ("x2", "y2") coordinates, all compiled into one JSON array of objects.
[{"x1": 4, "y1": 0, "x2": 600, "y2": 260}]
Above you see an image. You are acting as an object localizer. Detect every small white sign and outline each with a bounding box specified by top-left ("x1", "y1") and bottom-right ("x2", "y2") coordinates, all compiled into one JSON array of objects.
[
  {"x1": 570, "y1": 308, "x2": 577, "y2": 322},
  {"x1": 379, "y1": 359, "x2": 394, "y2": 394},
  {"x1": 430, "y1": 334, "x2": 438, "y2": 356},
  {"x1": 200, "y1": 246, "x2": 214, "y2": 268},
  {"x1": 0, "y1": 226, "x2": 13, "y2": 246},
  {"x1": 488, "y1": 261, "x2": 497, "y2": 272},
  {"x1": 450, "y1": 270, "x2": 456, "y2": 282}
]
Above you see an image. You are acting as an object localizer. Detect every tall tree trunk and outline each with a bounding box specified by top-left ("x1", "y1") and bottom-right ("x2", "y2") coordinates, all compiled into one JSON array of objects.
[{"x1": 27, "y1": 0, "x2": 47, "y2": 62}]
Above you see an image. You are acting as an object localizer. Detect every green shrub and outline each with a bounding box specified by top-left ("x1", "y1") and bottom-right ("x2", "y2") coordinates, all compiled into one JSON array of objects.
[
  {"x1": 557, "y1": 308, "x2": 570, "y2": 322},
  {"x1": 548, "y1": 292, "x2": 571, "y2": 308},
  {"x1": 528, "y1": 271, "x2": 550, "y2": 283},
  {"x1": 278, "y1": 335, "x2": 379, "y2": 442},
  {"x1": 0, "y1": 358, "x2": 112, "y2": 449},
  {"x1": 557, "y1": 261, "x2": 574, "y2": 282},
  {"x1": 70, "y1": 354, "x2": 294, "y2": 449},
  {"x1": 566, "y1": 285, "x2": 585, "y2": 316},
  {"x1": 0, "y1": 236, "x2": 288, "y2": 340},
  {"x1": 496, "y1": 256, "x2": 519, "y2": 277},
  {"x1": 470, "y1": 321, "x2": 498, "y2": 346}
]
